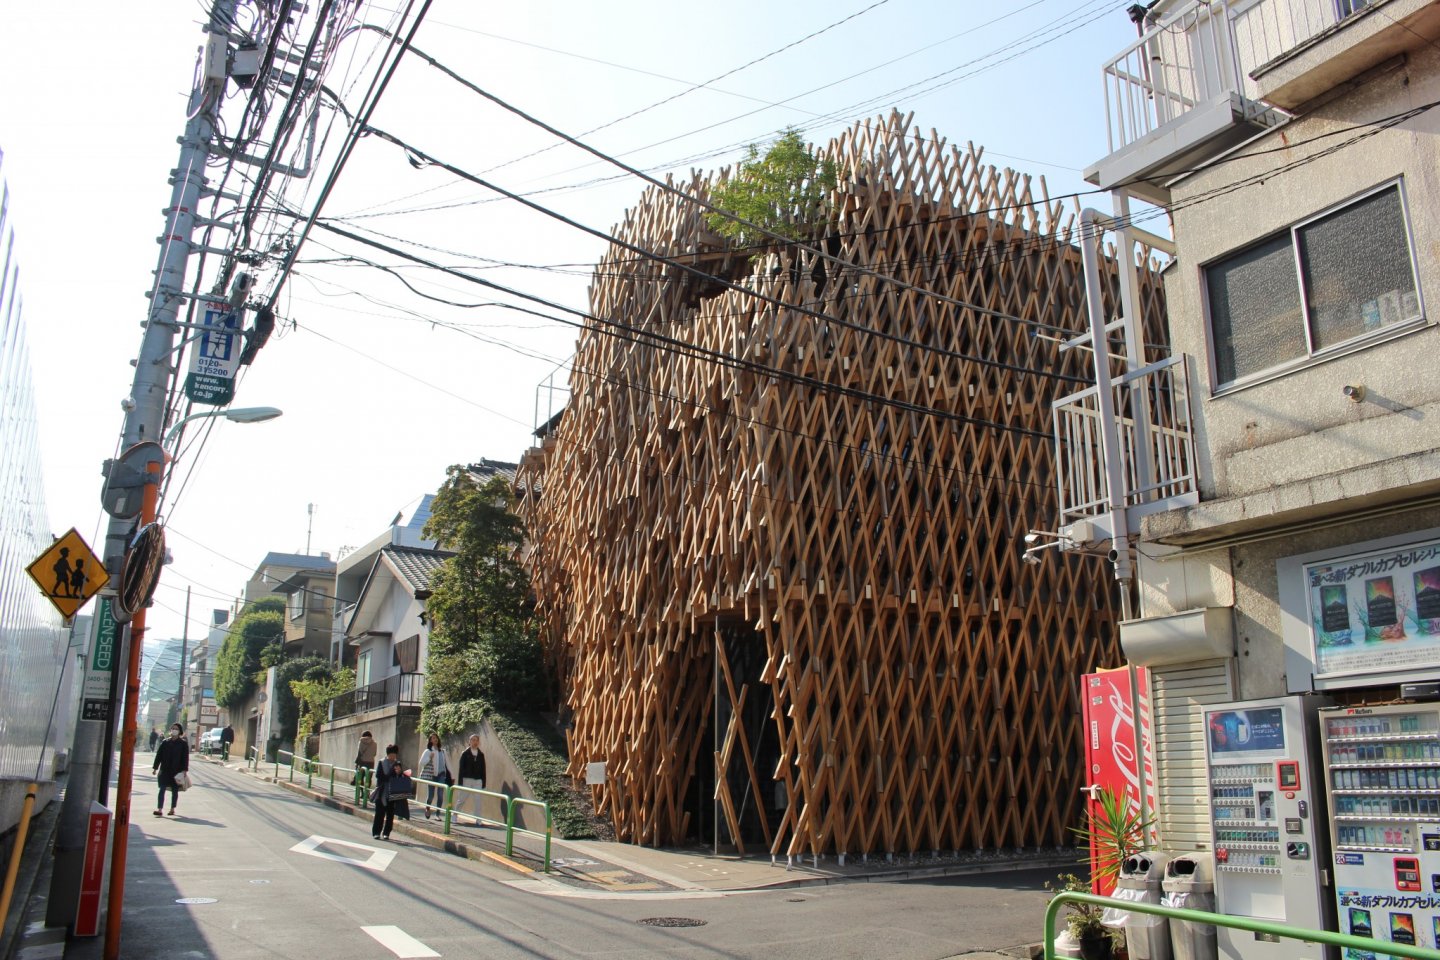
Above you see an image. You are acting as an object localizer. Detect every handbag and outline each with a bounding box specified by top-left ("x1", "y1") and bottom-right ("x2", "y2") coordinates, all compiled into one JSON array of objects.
[
  {"x1": 388, "y1": 774, "x2": 415, "y2": 800},
  {"x1": 174, "y1": 770, "x2": 192, "y2": 792}
]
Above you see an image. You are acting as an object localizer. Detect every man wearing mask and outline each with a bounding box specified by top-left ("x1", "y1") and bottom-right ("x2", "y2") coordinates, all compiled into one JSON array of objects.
[{"x1": 153, "y1": 723, "x2": 191, "y2": 817}]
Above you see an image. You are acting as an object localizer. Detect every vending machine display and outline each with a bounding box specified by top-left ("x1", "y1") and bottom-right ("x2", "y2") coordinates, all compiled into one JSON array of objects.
[
  {"x1": 1205, "y1": 696, "x2": 1334, "y2": 960},
  {"x1": 1322, "y1": 703, "x2": 1440, "y2": 958}
]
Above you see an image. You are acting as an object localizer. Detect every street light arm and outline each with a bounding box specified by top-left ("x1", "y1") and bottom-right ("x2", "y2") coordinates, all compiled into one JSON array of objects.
[{"x1": 163, "y1": 406, "x2": 283, "y2": 448}]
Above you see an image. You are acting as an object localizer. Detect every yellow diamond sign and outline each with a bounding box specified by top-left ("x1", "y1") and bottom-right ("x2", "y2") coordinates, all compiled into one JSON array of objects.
[{"x1": 26, "y1": 528, "x2": 107, "y2": 619}]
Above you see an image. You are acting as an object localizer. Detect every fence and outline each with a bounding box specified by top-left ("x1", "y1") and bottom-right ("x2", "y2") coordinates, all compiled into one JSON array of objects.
[{"x1": 1045, "y1": 891, "x2": 1440, "y2": 960}]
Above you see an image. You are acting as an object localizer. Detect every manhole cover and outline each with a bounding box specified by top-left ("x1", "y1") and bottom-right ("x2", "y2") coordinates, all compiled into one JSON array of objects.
[
  {"x1": 786, "y1": 897, "x2": 806, "y2": 903},
  {"x1": 175, "y1": 897, "x2": 218, "y2": 905},
  {"x1": 637, "y1": 918, "x2": 707, "y2": 928},
  {"x1": 249, "y1": 880, "x2": 270, "y2": 885}
]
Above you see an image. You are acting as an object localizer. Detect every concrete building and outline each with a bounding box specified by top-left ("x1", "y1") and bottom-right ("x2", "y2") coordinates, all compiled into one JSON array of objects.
[
  {"x1": 1067, "y1": 0, "x2": 1440, "y2": 853},
  {"x1": 0, "y1": 145, "x2": 72, "y2": 836}
]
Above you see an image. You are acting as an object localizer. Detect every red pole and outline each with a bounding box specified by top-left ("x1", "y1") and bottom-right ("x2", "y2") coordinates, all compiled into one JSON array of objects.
[{"x1": 103, "y1": 456, "x2": 161, "y2": 960}]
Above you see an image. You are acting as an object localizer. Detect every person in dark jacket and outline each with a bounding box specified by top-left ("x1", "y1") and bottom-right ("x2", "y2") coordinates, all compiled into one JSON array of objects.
[
  {"x1": 148, "y1": 728, "x2": 160, "y2": 751},
  {"x1": 220, "y1": 724, "x2": 235, "y2": 761},
  {"x1": 456, "y1": 734, "x2": 487, "y2": 823},
  {"x1": 153, "y1": 723, "x2": 190, "y2": 817},
  {"x1": 371, "y1": 744, "x2": 410, "y2": 840}
]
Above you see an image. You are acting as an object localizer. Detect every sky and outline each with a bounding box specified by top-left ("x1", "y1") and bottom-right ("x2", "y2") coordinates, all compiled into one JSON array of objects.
[{"x1": 0, "y1": 0, "x2": 1136, "y2": 647}]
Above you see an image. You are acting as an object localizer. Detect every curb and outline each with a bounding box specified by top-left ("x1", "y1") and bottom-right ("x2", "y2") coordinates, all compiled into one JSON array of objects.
[
  {"x1": 231, "y1": 763, "x2": 541, "y2": 879},
  {"x1": 224, "y1": 759, "x2": 1073, "y2": 896},
  {"x1": 2, "y1": 790, "x2": 64, "y2": 960}
]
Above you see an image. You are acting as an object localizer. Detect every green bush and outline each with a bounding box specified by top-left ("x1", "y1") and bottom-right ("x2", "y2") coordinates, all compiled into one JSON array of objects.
[
  {"x1": 214, "y1": 597, "x2": 284, "y2": 709},
  {"x1": 421, "y1": 698, "x2": 596, "y2": 840}
]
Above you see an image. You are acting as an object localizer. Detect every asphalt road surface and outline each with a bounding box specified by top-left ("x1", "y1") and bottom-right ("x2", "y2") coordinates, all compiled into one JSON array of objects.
[{"x1": 94, "y1": 758, "x2": 1055, "y2": 959}]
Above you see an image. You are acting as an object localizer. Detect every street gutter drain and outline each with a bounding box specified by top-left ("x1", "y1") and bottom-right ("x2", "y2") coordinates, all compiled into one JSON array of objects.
[
  {"x1": 637, "y1": 918, "x2": 707, "y2": 928},
  {"x1": 175, "y1": 898, "x2": 218, "y2": 905}
]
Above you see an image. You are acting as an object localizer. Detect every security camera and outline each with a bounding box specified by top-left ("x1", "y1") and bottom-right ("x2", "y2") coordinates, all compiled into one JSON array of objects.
[
  {"x1": 1107, "y1": 549, "x2": 1120, "y2": 562},
  {"x1": 1023, "y1": 532, "x2": 1042, "y2": 545},
  {"x1": 1342, "y1": 384, "x2": 1366, "y2": 403},
  {"x1": 1022, "y1": 550, "x2": 1042, "y2": 566}
]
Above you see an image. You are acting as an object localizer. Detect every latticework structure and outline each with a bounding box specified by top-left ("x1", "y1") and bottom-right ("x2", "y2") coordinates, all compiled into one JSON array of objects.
[{"x1": 516, "y1": 112, "x2": 1166, "y2": 857}]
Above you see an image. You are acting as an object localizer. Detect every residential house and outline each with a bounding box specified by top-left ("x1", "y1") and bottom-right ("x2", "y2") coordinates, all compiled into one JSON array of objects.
[
  {"x1": 315, "y1": 499, "x2": 451, "y2": 767},
  {"x1": 233, "y1": 550, "x2": 334, "y2": 757},
  {"x1": 1060, "y1": 0, "x2": 1440, "y2": 942}
]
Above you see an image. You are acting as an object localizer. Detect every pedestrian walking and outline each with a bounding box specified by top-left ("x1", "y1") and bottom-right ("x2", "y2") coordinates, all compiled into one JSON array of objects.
[
  {"x1": 148, "y1": 728, "x2": 159, "y2": 751},
  {"x1": 220, "y1": 724, "x2": 235, "y2": 761},
  {"x1": 153, "y1": 723, "x2": 190, "y2": 817},
  {"x1": 371, "y1": 744, "x2": 412, "y2": 840},
  {"x1": 355, "y1": 730, "x2": 377, "y2": 771},
  {"x1": 418, "y1": 732, "x2": 451, "y2": 819},
  {"x1": 456, "y1": 733, "x2": 487, "y2": 824}
]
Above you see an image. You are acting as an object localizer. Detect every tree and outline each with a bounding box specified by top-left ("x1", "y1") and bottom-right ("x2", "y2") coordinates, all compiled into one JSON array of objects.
[
  {"x1": 213, "y1": 597, "x2": 284, "y2": 709},
  {"x1": 271, "y1": 656, "x2": 332, "y2": 745},
  {"x1": 292, "y1": 666, "x2": 354, "y2": 747},
  {"x1": 705, "y1": 128, "x2": 837, "y2": 250},
  {"x1": 421, "y1": 465, "x2": 544, "y2": 721}
]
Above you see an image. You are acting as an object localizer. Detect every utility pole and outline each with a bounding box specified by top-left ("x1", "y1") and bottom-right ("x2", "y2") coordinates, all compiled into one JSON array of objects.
[
  {"x1": 47, "y1": 1, "x2": 237, "y2": 952},
  {"x1": 175, "y1": 586, "x2": 191, "y2": 734}
]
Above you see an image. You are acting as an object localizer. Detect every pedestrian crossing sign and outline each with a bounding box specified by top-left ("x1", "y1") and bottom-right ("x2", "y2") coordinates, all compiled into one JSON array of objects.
[{"x1": 27, "y1": 528, "x2": 108, "y2": 619}]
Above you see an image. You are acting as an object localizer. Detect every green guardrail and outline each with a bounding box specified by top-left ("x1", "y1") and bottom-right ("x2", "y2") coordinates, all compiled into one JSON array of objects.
[
  {"x1": 506, "y1": 796, "x2": 552, "y2": 873},
  {"x1": 1045, "y1": 892, "x2": 1440, "y2": 960},
  {"x1": 444, "y1": 783, "x2": 510, "y2": 838},
  {"x1": 255, "y1": 759, "x2": 550, "y2": 872}
]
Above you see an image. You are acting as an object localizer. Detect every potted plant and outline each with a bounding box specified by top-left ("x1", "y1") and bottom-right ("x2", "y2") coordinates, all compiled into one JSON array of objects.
[
  {"x1": 1072, "y1": 785, "x2": 1155, "y2": 891},
  {"x1": 1047, "y1": 872, "x2": 1116, "y2": 960}
]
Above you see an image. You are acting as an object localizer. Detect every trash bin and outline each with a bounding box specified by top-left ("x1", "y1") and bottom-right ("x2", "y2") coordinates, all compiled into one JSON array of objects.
[
  {"x1": 1102, "y1": 852, "x2": 1173, "y2": 960},
  {"x1": 1161, "y1": 854, "x2": 1216, "y2": 960}
]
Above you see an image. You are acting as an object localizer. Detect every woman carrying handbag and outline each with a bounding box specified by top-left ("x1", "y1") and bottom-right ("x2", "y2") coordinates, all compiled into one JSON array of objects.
[
  {"x1": 152, "y1": 723, "x2": 190, "y2": 817},
  {"x1": 418, "y1": 731, "x2": 451, "y2": 820},
  {"x1": 371, "y1": 744, "x2": 414, "y2": 840}
]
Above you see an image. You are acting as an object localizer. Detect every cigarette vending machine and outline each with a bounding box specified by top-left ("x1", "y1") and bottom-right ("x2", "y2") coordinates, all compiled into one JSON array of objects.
[
  {"x1": 1321, "y1": 702, "x2": 1440, "y2": 958},
  {"x1": 1204, "y1": 695, "x2": 1335, "y2": 960}
]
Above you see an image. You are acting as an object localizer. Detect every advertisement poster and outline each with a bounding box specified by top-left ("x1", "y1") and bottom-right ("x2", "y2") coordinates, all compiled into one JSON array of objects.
[
  {"x1": 1336, "y1": 884, "x2": 1440, "y2": 957},
  {"x1": 1305, "y1": 538, "x2": 1440, "y2": 678},
  {"x1": 1207, "y1": 706, "x2": 1286, "y2": 755},
  {"x1": 1081, "y1": 667, "x2": 1154, "y2": 894}
]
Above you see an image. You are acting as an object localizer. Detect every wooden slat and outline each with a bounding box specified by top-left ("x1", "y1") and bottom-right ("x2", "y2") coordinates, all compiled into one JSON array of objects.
[{"x1": 515, "y1": 111, "x2": 1168, "y2": 855}]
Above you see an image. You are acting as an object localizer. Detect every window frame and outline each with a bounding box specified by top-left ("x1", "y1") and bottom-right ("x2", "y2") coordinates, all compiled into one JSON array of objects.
[{"x1": 1202, "y1": 178, "x2": 1425, "y2": 395}]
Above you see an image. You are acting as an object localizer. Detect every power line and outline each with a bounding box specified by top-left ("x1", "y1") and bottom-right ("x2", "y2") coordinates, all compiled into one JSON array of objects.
[{"x1": 308, "y1": 218, "x2": 1057, "y2": 441}]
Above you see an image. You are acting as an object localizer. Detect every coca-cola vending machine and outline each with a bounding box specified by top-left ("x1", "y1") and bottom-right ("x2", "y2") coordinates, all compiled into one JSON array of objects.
[{"x1": 1081, "y1": 666, "x2": 1155, "y2": 893}]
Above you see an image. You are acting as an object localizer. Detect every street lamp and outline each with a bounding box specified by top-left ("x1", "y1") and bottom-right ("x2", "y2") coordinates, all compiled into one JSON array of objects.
[{"x1": 163, "y1": 405, "x2": 283, "y2": 448}]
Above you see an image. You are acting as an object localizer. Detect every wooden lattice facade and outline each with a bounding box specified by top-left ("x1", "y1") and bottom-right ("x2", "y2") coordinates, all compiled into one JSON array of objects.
[{"x1": 516, "y1": 112, "x2": 1166, "y2": 857}]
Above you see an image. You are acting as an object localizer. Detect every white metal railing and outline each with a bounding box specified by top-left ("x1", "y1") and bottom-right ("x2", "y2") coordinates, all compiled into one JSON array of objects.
[
  {"x1": 1053, "y1": 354, "x2": 1199, "y2": 528},
  {"x1": 1101, "y1": 0, "x2": 1352, "y2": 154}
]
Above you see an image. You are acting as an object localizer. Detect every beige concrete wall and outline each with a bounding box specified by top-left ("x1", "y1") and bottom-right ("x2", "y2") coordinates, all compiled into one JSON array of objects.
[
  {"x1": 1162, "y1": 45, "x2": 1440, "y2": 503},
  {"x1": 1229, "y1": 504, "x2": 1440, "y2": 697}
]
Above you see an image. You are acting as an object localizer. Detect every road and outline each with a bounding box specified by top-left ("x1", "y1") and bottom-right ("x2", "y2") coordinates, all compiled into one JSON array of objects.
[{"x1": 93, "y1": 757, "x2": 1056, "y2": 959}]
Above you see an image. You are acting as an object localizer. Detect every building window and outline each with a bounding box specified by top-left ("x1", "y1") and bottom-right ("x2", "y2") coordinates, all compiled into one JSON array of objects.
[
  {"x1": 309, "y1": 585, "x2": 328, "y2": 613},
  {"x1": 1205, "y1": 182, "x2": 1421, "y2": 388},
  {"x1": 288, "y1": 589, "x2": 304, "y2": 622},
  {"x1": 356, "y1": 650, "x2": 371, "y2": 688}
]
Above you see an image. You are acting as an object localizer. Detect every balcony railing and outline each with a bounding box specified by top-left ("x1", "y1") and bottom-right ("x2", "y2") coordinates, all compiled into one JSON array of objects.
[
  {"x1": 327, "y1": 672, "x2": 425, "y2": 721},
  {"x1": 1101, "y1": 0, "x2": 1352, "y2": 154},
  {"x1": 1053, "y1": 355, "x2": 1199, "y2": 531}
]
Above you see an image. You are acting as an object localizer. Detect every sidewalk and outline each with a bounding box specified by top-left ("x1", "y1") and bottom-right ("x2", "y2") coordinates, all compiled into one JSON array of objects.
[{"x1": 219, "y1": 754, "x2": 1071, "y2": 900}]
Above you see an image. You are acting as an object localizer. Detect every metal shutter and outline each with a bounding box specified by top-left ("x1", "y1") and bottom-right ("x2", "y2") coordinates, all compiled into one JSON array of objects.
[{"x1": 1150, "y1": 659, "x2": 1235, "y2": 851}]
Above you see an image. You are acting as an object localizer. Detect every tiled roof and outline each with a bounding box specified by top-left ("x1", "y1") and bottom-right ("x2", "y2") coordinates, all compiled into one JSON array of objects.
[
  {"x1": 381, "y1": 545, "x2": 452, "y2": 594},
  {"x1": 468, "y1": 459, "x2": 517, "y2": 482}
]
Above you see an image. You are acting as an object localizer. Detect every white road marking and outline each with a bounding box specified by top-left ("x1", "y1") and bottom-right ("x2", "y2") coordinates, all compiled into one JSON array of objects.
[
  {"x1": 288, "y1": 835, "x2": 396, "y2": 872},
  {"x1": 362, "y1": 926, "x2": 440, "y2": 958}
]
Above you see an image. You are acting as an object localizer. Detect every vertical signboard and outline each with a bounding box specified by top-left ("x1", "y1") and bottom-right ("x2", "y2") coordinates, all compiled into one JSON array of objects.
[
  {"x1": 184, "y1": 306, "x2": 239, "y2": 405},
  {"x1": 1081, "y1": 666, "x2": 1155, "y2": 894},
  {"x1": 81, "y1": 600, "x2": 118, "y2": 722},
  {"x1": 74, "y1": 802, "x2": 111, "y2": 937}
]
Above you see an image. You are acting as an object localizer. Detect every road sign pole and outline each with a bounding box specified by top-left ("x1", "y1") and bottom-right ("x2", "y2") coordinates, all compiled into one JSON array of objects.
[{"x1": 102, "y1": 456, "x2": 161, "y2": 960}]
